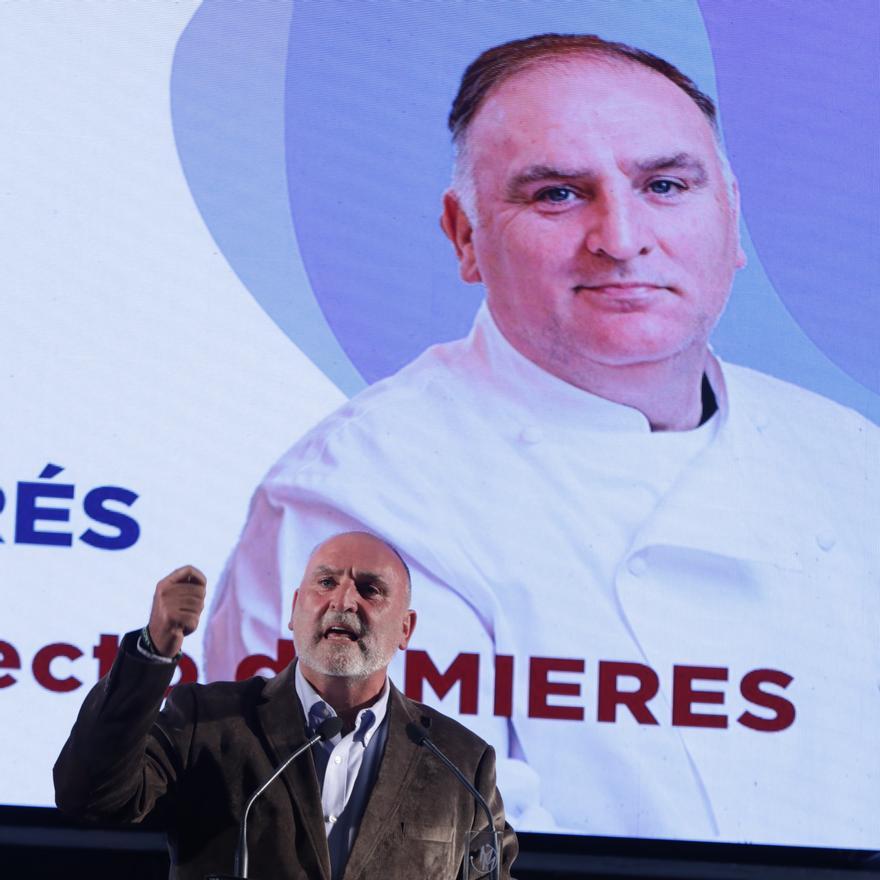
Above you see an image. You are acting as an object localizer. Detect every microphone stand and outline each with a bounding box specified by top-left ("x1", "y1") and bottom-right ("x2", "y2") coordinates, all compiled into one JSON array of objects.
[
  {"x1": 207, "y1": 716, "x2": 343, "y2": 880},
  {"x1": 406, "y1": 721, "x2": 502, "y2": 880}
]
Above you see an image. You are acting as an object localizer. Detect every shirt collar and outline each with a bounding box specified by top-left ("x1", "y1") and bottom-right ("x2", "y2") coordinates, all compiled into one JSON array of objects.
[
  {"x1": 294, "y1": 662, "x2": 390, "y2": 748},
  {"x1": 471, "y1": 300, "x2": 729, "y2": 434}
]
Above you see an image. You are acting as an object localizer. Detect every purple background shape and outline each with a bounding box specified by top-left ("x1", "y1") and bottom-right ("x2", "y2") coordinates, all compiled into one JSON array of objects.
[
  {"x1": 701, "y1": 0, "x2": 879, "y2": 396},
  {"x1": 170, "y1": 1, "x2": 365, "y2": 397},
  {"x1": 284, "y1": 4, "x2": 482, "y2": 385}
]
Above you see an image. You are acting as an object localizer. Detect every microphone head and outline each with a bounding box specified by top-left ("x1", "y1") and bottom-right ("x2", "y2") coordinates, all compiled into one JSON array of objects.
[
  {"x1": 405, "y1": 721, "x2": 429, "y2": 746},
  {"x1": 317, "y1": 716, "x2": 344, "y2": 741}
]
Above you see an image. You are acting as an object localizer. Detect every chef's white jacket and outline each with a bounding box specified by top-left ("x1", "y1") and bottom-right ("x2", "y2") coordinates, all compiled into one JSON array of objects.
[{"x1": 205, "y1": 304, "x2": 879, "y2": 847}]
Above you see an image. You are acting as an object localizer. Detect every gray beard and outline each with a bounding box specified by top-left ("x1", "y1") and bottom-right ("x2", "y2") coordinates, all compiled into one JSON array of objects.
[
  {"x1": 294, "y1": 613, "x2": 394, "y2": 679},
  {"x1": 298, "y1": 637, "x2": 376, "y2": 678}
]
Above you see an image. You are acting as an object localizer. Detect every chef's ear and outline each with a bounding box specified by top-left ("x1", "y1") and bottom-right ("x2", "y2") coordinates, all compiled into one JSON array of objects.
[{"x1": 441, "y1": 190, "x2": 481, "y2": 284}]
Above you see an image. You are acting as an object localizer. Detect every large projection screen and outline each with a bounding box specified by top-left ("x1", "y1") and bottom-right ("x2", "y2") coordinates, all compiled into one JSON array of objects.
[{"x1": 2, "y1": 0, "x2": 878, "y2": 852}]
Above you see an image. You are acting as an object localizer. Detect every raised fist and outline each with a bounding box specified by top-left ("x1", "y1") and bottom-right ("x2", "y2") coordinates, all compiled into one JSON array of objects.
[{"x1": 147, "y1": 565, "x2": 207, "y2": 658}]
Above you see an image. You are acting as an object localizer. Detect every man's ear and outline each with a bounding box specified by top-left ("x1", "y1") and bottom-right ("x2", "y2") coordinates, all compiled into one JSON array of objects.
[
  {"x1": 398, "y1": 609, "x2": 417, "y2": 651},
  {"x1": 287, "y1": 590, "x2": 299, "y2": 632},
  {"x1": 440, "y1": 190, "x2": 481, "y2": 283}
]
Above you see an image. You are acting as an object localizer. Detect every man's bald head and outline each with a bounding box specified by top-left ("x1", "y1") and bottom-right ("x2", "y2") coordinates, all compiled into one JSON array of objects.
[
  {"x1": 291, "y1": 531, "x2": 416, "y2": 682},
  {"x1": 307, "y1": 531, "x2": 411, "y2": 602}
]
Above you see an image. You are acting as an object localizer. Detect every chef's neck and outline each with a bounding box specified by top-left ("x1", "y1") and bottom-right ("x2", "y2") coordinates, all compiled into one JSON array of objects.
[{"x1": 532, "y1": 341, "x2": 712, "y2": 432}]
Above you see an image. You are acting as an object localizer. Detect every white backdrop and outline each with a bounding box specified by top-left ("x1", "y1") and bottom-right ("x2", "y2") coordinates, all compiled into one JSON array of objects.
[{"x1": 0, "y1": 3, "x2": 344, "y2": 807}]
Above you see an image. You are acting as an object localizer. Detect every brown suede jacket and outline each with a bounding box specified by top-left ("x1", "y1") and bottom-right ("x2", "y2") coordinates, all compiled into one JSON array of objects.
[{"x1": 54, "y1": 632, "x2": 517, "y2": 879}]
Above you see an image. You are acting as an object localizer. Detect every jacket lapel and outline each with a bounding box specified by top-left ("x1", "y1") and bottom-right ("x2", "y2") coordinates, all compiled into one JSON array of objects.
[
  {"x1": 341, "y1": 684, "x2": 425, "y2": 879},
  {"x1": 256, "y1": 661, "x2": 332, "y2": 880}
]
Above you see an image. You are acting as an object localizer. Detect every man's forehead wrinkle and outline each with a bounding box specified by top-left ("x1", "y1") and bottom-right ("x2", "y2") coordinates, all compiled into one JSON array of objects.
[
  {"x1": 472, "y1": 60, "x2": 715, "y2": 147},
  {"x1": 479, "y1": 55, "x2": 687, "y2": 111},
  {"x1": 311, "y1": 532, "x2": 398, "y2": 565},
  {"x1": 477, "y1": 52, "x2": 637, "y2": 117}
]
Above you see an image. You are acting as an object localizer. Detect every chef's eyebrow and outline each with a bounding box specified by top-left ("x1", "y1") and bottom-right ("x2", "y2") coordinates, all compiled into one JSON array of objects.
[
  {"x1": 505, "y1": 152, "x2": 709, "y2": 196},
  {"x1": 634, "y1": 152, "x2": 708, "y2": 184},
  {"x1": 506, "y1": 164, "x2": 594, "y2": 195},
  {"x1": 313, "y1": 565, "x2": 342, "y2": 578}
]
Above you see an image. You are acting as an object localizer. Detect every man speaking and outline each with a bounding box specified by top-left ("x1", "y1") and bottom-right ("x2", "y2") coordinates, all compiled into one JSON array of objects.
[
  {"x1": 55, "y1": 532, "x2": 517, "y2": 879},
  {"x1": 204, "y1": 35, "x2": 879, "y2": 845}
]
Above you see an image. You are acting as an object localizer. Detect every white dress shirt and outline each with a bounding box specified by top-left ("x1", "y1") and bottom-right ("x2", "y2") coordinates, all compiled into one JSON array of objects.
[{"x1": 295, "y1": 663, "x2": 390, "y2": 879}]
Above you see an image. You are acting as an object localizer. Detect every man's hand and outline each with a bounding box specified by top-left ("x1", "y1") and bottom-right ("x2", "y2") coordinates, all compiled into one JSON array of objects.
[{"x1": 147, "y1": 565, "x2": 207, "y2": 658}]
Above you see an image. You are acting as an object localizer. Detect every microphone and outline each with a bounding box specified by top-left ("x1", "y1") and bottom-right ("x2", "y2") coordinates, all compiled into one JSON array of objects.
[
  {"x1": 207, "y1": 715, "x2": 343, "y2": 880},
  {"x1": 406, "y1": 720, "x2": 502, "y2": 880}
]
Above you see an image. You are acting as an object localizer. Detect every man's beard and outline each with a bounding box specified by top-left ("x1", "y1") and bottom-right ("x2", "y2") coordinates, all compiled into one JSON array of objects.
[{"x1": 295, "y1": 612, "x2": 394, "y2": 678}]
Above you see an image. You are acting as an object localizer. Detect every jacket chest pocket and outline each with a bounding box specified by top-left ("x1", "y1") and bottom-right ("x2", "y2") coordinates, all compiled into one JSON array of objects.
[
  {"x1": 398, "y1": 822, "x2": 457, "y2": 876},
  {"x1": 402, "y1": 823, "x2": 455, "y2": 844}
]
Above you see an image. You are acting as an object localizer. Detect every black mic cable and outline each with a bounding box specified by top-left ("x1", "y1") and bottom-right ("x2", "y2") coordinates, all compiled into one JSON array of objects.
[{"x1": 406, "y1": 720, "x2": 502, "y2": 880}]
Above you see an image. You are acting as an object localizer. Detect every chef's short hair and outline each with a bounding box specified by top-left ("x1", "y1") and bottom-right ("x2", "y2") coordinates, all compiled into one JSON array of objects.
[{"x1": 449, "y1": 33, "x2": 718, "y2": 146}]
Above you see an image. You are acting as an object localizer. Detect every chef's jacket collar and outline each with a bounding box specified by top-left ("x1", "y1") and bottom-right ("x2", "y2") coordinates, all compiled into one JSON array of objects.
[{"x1": 473, "y1": 301, "x2": 728, "y2": 434}]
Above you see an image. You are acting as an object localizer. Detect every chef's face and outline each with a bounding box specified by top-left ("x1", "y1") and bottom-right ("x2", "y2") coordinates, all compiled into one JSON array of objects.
[
  {"x1": 289, "y1": 532, "x2": 415, "y2": 680},
  {"x1": 442, "y1": 58, "x2": 745, "y2": 383}
]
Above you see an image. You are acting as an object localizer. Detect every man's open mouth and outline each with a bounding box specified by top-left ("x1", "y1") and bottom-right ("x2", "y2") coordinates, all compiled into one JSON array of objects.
[{"x1": 324, "y1": 626, "x2": 359, "y2": 641}]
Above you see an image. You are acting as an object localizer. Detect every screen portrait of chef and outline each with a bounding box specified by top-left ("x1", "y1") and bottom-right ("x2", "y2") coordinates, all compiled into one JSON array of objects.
[
  {"x1": 205, "y1": 35, "x2": 879, "y2": 847},
  {"x1": 441, "y1": 35, "x2": 744, "y2": 432}
]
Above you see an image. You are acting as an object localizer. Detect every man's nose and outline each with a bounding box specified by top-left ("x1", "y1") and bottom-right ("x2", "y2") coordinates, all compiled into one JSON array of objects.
[
  {"x1": 584, "y1": 188, "x2": 652, "y2": 261},
  {"x1": 329, "y1": 579, "x2": 359, "y2": 613}
]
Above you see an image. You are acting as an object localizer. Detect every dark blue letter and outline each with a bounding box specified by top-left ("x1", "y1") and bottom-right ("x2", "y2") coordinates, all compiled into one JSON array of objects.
[
  {"x1": 80, "y1": 486, "x2": 140, "y2": 550},
  {"x1": 15, "y1": 466, "x2": 74, "y2": 546}
]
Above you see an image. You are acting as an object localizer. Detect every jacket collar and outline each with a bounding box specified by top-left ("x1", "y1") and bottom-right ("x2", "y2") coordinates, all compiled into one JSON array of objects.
[{"x1": 468, "y1": 301, "x2": 650, "y2": 432}]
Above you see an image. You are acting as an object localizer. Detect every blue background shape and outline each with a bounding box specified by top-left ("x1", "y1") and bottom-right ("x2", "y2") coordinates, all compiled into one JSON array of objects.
[
  {"x1": 171, "y1": 0, "x2": 879, "y2": 422},
  {"x1": 170, "y1": 0, "x2": 364, "y2": 395}
]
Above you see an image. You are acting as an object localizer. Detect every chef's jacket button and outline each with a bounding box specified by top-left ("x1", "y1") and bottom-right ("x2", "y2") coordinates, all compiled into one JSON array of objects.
[
  {"x1": 627, "y1": 555, "x2": 648, "y2": 577},
  {"x1": 816, "y1": 530, "x2": 836, "y2": 552},
  {"x1": 519, "y1": 426, "x2": 543, "y2": 444},
  {"x1": 328, "y1": 815, "x2": 337, "y2": 824},
  {"x1": 334, "y1": 755, "x2": 342, "y2": 765}
]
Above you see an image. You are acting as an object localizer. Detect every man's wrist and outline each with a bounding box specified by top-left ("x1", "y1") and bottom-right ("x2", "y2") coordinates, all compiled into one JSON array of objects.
[{"x1": 137, "y1": 625, "x2": 182, "y2": 664}]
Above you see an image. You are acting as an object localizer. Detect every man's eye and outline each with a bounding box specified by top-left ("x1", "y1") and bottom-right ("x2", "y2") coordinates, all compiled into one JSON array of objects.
[
  {"x1": 536, "y1": 186, "x2": 577, "y2": 204},
  {"x1": 647, "y1": 179, "x2": 684, "y2": 196},
  {"x1": 318, "y1": 577, "x2": 335, "y2": 588}
]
